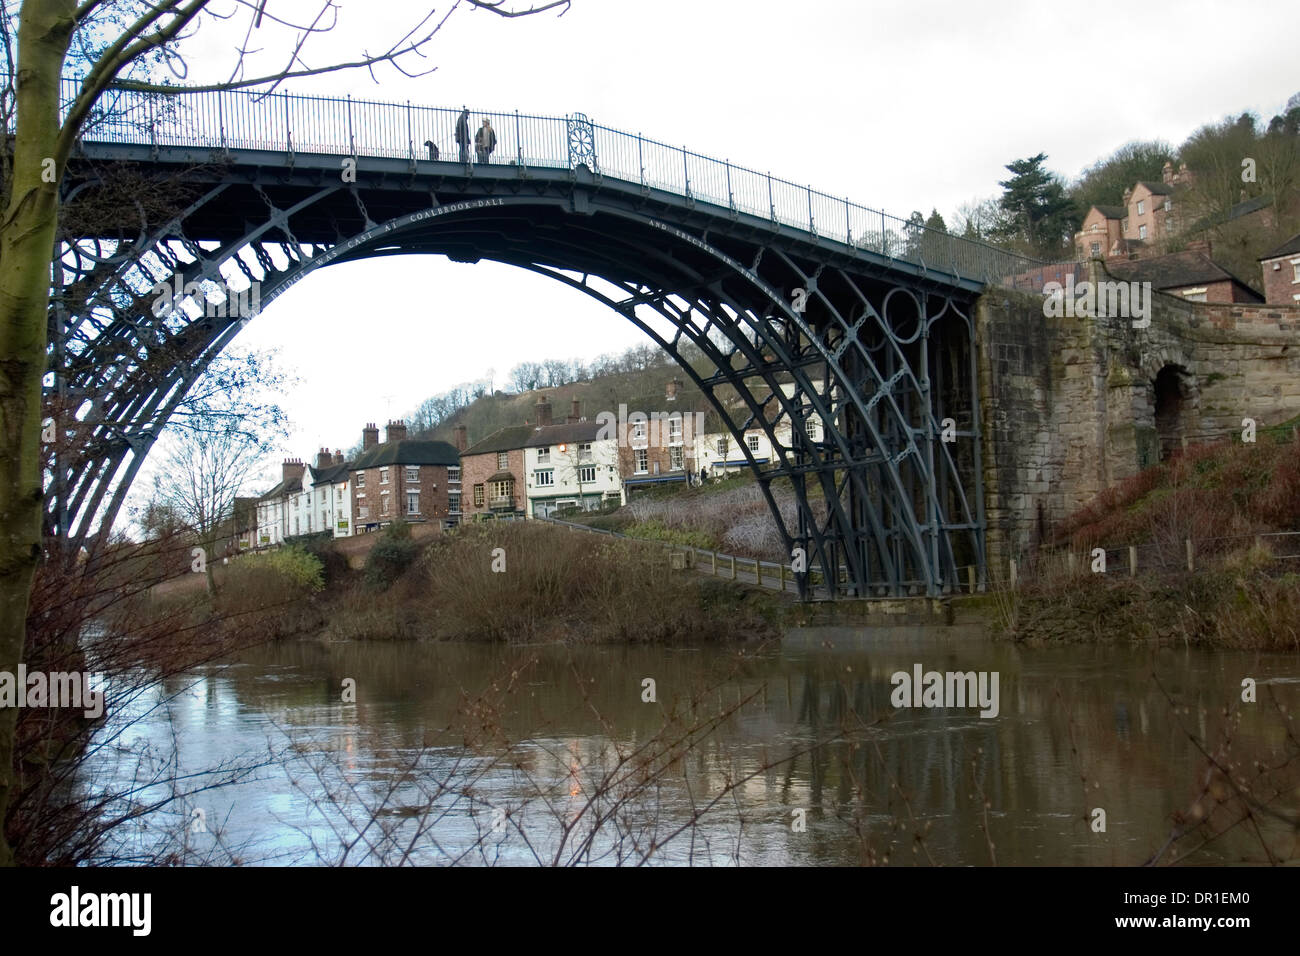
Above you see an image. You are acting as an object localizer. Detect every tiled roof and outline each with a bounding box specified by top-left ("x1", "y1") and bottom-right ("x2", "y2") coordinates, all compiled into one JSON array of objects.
[
  {"x1": 486, "y1": 470, "x2": 516, "y2": 483},
  {"x1": 462, "y1": 424, "x2": 534, "y2": 457},
  {"x1": 1107, "y1": 251, "x2": 1262, "y2": 300},
  {"x1": 258, "y1": 476, "x2": 302, "y2": 501},
  {"x1": 523, "y1": 420, "x2": 605, "y2": 447},
  {"x1": 309, "y1": 461, "x2": 352, "y2": 484},
  {"x1": 1260, "y1": 231, "x2": 1300, "y2": 260},
  {"x1": 351, "y1": 439, "x2": 459, "y2": 469},
  {"x1": 1135, "y1": 181, "x2": 1173, "y2": 196},
  {"x1": 1090, "y1": 204, "x2": 1126, "y2": 220}
]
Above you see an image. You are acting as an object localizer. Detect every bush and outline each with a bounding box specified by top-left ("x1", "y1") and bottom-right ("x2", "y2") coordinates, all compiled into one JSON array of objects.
[{"x1": 364, "y1": 524, "x2": 421, "y2": 589}]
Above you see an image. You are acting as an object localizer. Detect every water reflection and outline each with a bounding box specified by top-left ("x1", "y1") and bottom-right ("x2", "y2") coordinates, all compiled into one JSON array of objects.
[{"x1": 87, "y1": 627, "x2": 1300, "y2": 865}]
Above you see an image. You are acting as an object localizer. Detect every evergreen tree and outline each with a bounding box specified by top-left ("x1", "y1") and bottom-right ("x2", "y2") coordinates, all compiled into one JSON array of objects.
[{"x1": 992, "y1": 153, "x2": 1075, "y2": 257}]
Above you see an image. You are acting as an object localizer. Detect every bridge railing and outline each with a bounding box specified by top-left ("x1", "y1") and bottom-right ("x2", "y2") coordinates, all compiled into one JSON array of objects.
[{"x1": 59, "y1": 77, "x2": 1059, "y2": 288}]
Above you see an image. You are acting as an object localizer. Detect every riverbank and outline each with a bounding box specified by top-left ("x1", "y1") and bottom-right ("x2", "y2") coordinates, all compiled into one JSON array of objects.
[{"x1": 187, "y1": 520, "x2": 788, "y2": 644}]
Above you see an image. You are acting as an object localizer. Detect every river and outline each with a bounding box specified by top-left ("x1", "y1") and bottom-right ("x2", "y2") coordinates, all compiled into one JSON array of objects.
[{"x1": 88, "y1": 626, "x2": 1300, "y2": 865}]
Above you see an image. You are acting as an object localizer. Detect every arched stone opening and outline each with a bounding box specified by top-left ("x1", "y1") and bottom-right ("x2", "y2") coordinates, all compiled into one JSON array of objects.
[{"x1": 1152, "y1": 364, "x2": 1190, "y2": 460}]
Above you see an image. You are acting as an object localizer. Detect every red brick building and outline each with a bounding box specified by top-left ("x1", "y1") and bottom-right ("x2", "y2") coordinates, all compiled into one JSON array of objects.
[
  {"x1": 349, "y1": 421, "x2": 461, "y2": 532},
  {"x1": 1107, "y1": 250, "x2": 1264, "y2": 304},
  {"x1": 461, "y1": 424, "x2": 532, "y2": 519},
  {"x1": 1258, "y1": 233, "x2": 1300, "y2": 305}
]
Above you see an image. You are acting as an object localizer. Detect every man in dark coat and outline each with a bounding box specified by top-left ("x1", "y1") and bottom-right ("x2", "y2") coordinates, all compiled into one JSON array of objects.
[
  {"x1": 455, "y1": 108, "x2": 470, "y2": 163},
  {"x1": 475, "y1": 118, "x2": 496, "y2": 164}
]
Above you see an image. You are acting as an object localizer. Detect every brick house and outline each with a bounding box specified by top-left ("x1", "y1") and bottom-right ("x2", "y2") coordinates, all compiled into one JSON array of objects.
[
  {"x1": 349, "y1": 421, "x2": 461, "y2": 533},
  {"x1": 523, "y1": 399, "x2": 622, "y2": 517},
  {"x1": 614, "y1": 381, "x2": 706, "y2": 496},
  {"x1": 1074, "y1": 204, "x2": 1127, "y2": 260},
  {"x1": 1107, "y1": 249, "x2": 1264, "y2": 304},
  {"x1": 1258, "y1": 232, "x2": 1300, "y2": 305},
  {"x1": 461, "y1": 423, "x2": 532, "y2": 520}
]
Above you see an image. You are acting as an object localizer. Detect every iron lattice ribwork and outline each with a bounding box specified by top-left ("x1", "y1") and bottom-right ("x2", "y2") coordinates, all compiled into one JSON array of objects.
[{"x1": 44, "y1": 83, "x2": 1035, "y2": 598}]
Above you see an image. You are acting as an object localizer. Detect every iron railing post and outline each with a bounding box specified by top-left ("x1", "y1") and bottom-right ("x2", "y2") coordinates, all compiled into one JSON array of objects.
[
  {"x1": 515, "y1": 109, "x2": 522, "y2": 165},
  {"x1": 845, "y1": 197, "x2": 851, "y2": 245},
  {"x1": 725, "y1": 159, "x2": 734, "y2": 211},
  {"x1": 807, "y1": 186, "x2": 814, "y2": 234},
  {"x1": 217, "y1": 91, "x2": 226, "y2": 150},
  {"x1": 768, "y1": 171, "x2": 775, "y2": 222},
  {"x1": 285, "y1": 95, "x2": 292, "y2": 155},
  {"x1": 346, "y1": 93, "x2": 355, "y2": 157},
  {"x1": 638, "y1": 133, "x2": 645, "y2": 187},
  {"x1": 682, "y1": 145, "x2": 690, "y2": 199},
  {"x1": 406, "y1": 100, "x2": 413, "y2": 163}
]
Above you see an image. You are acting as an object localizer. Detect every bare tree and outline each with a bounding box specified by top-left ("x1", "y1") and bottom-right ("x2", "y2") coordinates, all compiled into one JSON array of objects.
[{"x1": 0, "y1": 0, "x2": 571, "y2": 867}]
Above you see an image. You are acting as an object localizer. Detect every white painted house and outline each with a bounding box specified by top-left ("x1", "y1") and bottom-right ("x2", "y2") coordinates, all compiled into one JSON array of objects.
[{"x1": 523, "y1": 414, "x2": 623, "y2": 518}]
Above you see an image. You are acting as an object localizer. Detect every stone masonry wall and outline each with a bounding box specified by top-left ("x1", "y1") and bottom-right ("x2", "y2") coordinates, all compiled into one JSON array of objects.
[{"x1": 977, "y1": 260, "x2": 1300, "y2": 569}]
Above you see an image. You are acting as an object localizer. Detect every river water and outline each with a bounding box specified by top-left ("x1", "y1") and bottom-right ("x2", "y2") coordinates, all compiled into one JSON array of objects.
[{"x1": 90, "y1": 626, "x2": 1300, "y2": 866}]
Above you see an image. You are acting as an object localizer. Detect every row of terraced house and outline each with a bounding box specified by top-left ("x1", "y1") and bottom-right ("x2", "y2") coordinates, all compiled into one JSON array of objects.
[{"x1": 252, "y1": 382, "x2": 823, "y2": 546}]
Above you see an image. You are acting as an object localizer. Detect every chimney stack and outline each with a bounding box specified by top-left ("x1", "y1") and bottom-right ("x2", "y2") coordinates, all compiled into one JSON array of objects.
[
  {"x1": 567, "y1": 397, "x2": 581, "y2": 424},
  {"x1": 334, "y1": 449, "x2": 343, "y2": 465},
  {"x1": 282, "y1": 458, "x2": 305, "y2": 482},
  {"x1": 316, "y1": 448, "x2": 333, "y2": 468},
  {"x1": 453, "y1": 424, "x2": 468, "y2": 452},
  {"x1": 386, "y1": 420, "x2": 408, "y2": 443},
  {"x1": 362, "y1": 422, "x2": 379, "y2": 450},
  {"x1": 535, "y1": 396, "x2": 553, "y2": 428},
  {"x1": 665, "y1": 378, "x2": 682, "y2": 402}
]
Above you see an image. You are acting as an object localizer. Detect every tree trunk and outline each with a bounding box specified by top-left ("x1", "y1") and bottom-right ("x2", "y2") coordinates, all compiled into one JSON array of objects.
[{"x1": 0, "y1": 0, "x2": 76, "y2": 866}]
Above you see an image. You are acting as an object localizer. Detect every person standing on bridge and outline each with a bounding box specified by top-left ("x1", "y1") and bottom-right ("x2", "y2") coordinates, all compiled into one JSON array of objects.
[
  {"x1": 475, "y1": 118, "x2": 497, "y2": 164},
  {"x1": 455, "y1": 108, "x2": 471, "y2": 163}
]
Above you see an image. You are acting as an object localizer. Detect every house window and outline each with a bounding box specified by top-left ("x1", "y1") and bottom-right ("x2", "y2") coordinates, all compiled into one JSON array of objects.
[
  {"x1": 496, "y1": 451, "x2": 509, "y2": 470},
  {"x1": 356, "y1": 472, "x2": 365, "y2": 488},
  {"x1": 535, "y1": 469, "x2": 554, "y2": 487},
  {"x1": 715, "y1": 437, "x2": 729, "y2": 457},
  {"x1": 1090, "y1": 242, "x2": 1100, "y2": 256},
  {"x1": 577, "y1": 442, "x2": 592, "y2": 461},
  {"x1": 1181, "y1": 287, "x2": 1208, "y2": 302},
  {"x1": 473, "y1": 484, "x2": 485, "y2": 507},
  {"x1": 336, "y1": 487, "x2": 342, "y2": 500},
  {"x1": 382, "y1": 496, "x2": 390, "y2": 514},
  {"x1": 406, "y1": 492, "x2": 419, "y2": 515},
  {"x1": 805, "y1": 418, "x2": 818, "y2": 439},
  {"x1": 1291, "y1": 259, "x2": 1300, "y2": 283},
  {"x1": 359, "y1": 505, "x2": 369, "y2": 520},
  {"x1": 405, "y1": 466, "x2": 419, "y2": 483},
  {"x1": 578, "y1": 465, "x2": 596, "y2": 483},
  {"x1": 537, "y1": 446, "x2": 550, "y2": 463},
  {"x1": 667, "y1": 416, "x2": 683, "y2": 445},
  {"x1": 746, "y1": 434, "x2": 760, "y2": 453},
  {"x1": 634, "y1": 448, "x2": 648, "y2": 474},
  {"x1": 669, "y1": 446, "x2": 684, "y2": 471},
  {"x1": 1163, "y1": 200, "x2": 1172, "y2": 212},
  {"x1": 490, "y1": 479, "x2": 512, "y2": 501},
  {"x1": 631, "y1": 420, "x2": 647, "y2": 443},
  {"x1": 380, "y1": 467, "x2": 390, "y2": 484},
  {"x1": 448, "y1": 492, "x2": 461, "y2": 514},
  {"x1": 448, "y1": 466, "x2": 461, "y2": 483},
  {"x1": 1137, "y1": 200, "x2": 1145, "y2": 215},
  {"x1": 1138, "y1": 224, "x2": 1147, "y2": 240}
]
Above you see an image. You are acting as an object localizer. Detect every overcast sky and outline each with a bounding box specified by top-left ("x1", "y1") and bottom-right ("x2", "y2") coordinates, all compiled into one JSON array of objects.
[{"x1": 135, "y1": 0, "x2": 1299, "y2": 500}]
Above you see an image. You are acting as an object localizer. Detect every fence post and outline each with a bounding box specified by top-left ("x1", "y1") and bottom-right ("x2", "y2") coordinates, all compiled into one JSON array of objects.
[
  {"x1": 967, "y1": 564, "x2": 976, "y2": 594},
  {"x1": 346, "y1": 94, "x2": 355, "y2": 157},
  {"x1": 1129, "y1": 545, "x2": 1137, "y2": 577},
  {"x1": 1185, "y1": 538, "x2": 1194, "y2": 572},
  {"x1": 729, "y1": 555, "x2": 736, "y2": 580},
  {"x1": 780, "y1": 564, "x2": 787, "y2": 591},
  {"x1": 755, "y1": 560, "x2": 763, "y2": 587},
  {"x1": 682, "y1": 146, "x2": 690, "y2": 198},
  {"x1": 1068, "y1": 551, "x2": 1077, "y2": 575},
  {"x1": 710, "y1": 550, "x2": 717, "y2": 575},
  {"x1": 1009, "y1": 558, "x2": 1017, "y2": 589},
  {"x1": 767, "y1": 171, "x2": 775, "y2": 221}
]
